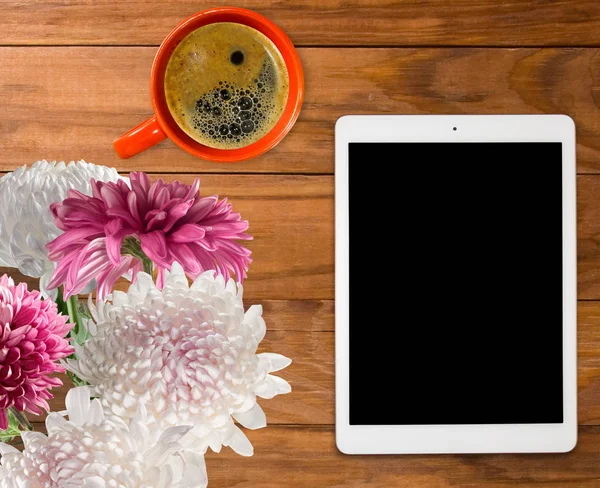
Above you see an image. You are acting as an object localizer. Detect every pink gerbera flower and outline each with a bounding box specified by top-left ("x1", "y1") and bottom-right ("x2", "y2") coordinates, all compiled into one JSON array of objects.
[
  {"x1": 0, "y1": 275, "x2": 72, "y2": 429},
  {"x1": 46, "y1": 172, "x2": 252, "y2": 299}
]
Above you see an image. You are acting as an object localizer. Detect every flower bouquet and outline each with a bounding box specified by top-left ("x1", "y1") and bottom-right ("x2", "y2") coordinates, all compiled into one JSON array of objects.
[{"x1": 0, "y1": 161, "x2": 291, "y2": 487}]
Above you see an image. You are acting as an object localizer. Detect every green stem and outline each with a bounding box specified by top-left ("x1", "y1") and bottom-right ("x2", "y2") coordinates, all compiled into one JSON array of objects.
[
  {"x1": 8, "y1": 407, "x2": 32, "y2": 431},
  {"x1": 121, "y1": 237, "x2": 153, "y2": 277},
  {"x1": 58, "y1": 287, "x2": 89, "y2": 385},
  {"x1": 67, "y1": 295, "x2": 83, "y2": 340},
  {"x1": 143, "y1": 257, "x2": 154, "y2": 276}
]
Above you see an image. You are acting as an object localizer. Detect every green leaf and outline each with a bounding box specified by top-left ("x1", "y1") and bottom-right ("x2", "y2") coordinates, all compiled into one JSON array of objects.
[
  {"x1": 79, "y1": 300, "x2": 92, "y2": 321},
  {"x1": 67, "y1": 370, "x2": 89, "y2": 387},
  {"x1": 67, "y1": 295, "x2": 88, "y2": 346},
  {"x1": 55, "y1": 286, "x2": 70, "y2": 318},
  {"x1": 0, "y1": 411, "x2": 23, "y2": 443}
]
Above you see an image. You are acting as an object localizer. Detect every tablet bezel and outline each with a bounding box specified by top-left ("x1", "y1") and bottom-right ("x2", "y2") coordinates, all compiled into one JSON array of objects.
[{"x1": 335, "y1": 114, "x2": 577, "y2": 454}]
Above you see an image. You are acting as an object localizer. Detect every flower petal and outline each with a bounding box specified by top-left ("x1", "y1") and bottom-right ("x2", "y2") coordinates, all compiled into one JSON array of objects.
[
  {"x1": 233, "y1": 403, "x2": 266, "y2": 430},
  {"x1": 65, "y1": 386, "x2": 92, "y2": 426},
  {"x1": 104, "y1": 220, "x2": 131, "y2": 266},
  {"x1": 258, "y1": 353, "x2": 292, "y2": 373},
  {"x1": 169, "y1": 224, "x2": 206, "y2": 243},
  {"x1": 255, "y1": 374, "x2": 292, "y2": 399},
  {"x1": 140, "y1": 231, "x2": 170, "y2": 267},
  {"x1": 224, "y1": 426, "x2": 254, "y2": 457}
]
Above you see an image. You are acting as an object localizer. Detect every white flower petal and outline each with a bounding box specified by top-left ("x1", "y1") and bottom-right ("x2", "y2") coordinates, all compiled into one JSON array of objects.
[
  {"x1": 233, "y1": 403, "x2": 267, "y2": 430},
  {"x1": 225, "y1": 426, "x2": 254, "y2": 457},
  {"x1": 225, "y1": 278, "x2": 238, "y2": 296},
  {"x1": 20, "y1": 431, "x2": 46, "y2": 450},
  {"x1": 256, "y1": 375, "x2": 292, "y2": 399},
  {"x1": 82, "y1": 476, "x2": 106, "y2": 487},
  {"x1": 157, "y1": 425, "x2": 194, "y2": 447},
  {"x1": 88, "y1": 398, "x2": 105, "y2": 426},
  {"x1": 244, "y1": 305, "x2": 266, "y2": 341},
  {"x1": 132, "y1": 271, "x2": 155, "y2": 295},
  {"x1": 258, "y1": 352, "x2": 292, "y2": 372},
  {"x1": 0, "y1": 443, "x2": 18, "y2": 455},
  {"x1": 65, "y1": 386, "x2": 92, "y2": 426},
  {"x1": 244, "y1": 304, "x2": 263, "y2": 323},
  {"x1": 166, "y1": 262, "x2": 189, "y2": 287},
  {"x1": 182, "y1": 451, "x2": 208, "y2": 488},
  {"x1": 46, "y1": 412, "x2": 69, "y2": 435},
  {"x1": 111, "y1": 290, "x2": 129, "y2": 307},
  {"x1": 156, "y1": 465, "x2": 173, "y2": 488},
  {"x1": 39, "y1": 270, "x2": 57, "y2": 300}
]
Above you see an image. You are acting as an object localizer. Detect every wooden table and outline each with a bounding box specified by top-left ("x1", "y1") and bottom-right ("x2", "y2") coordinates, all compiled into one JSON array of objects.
[{"x1": 1, "y1": 1, "x2": 599, "y2": 486}]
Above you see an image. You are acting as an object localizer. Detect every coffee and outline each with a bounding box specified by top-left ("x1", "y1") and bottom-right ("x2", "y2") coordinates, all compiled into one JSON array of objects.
[{"x1": 164, "y1": 22, "x2": 290, "y2": 150}]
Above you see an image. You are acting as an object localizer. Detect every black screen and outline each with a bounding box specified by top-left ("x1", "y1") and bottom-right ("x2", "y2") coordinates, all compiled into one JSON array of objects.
[{"x1": 349, "y1": 142, "x2": 563, "y2": 425}]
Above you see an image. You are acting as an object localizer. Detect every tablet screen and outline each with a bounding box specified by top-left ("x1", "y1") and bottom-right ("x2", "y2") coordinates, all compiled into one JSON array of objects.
[{"x1": 349, "y1": 142, "x2": 564, "y2": 425}]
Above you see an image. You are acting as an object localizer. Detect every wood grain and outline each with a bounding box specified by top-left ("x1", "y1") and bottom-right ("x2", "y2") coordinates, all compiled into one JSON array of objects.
[
  {"x1": 579, "y1": 176, "x2": 600, "y2": 299},
  {"x1": 2, "y1": 0, "x2": 599, "y2": 485},
  {"x1": 7, "y1": 174, "x2": 600, "y2": 301},
  {"x1": 1, "y1": 174, "x2": 335, "y2": 301},
  {"x1": 578, "y1": 302, "x2": 600, "y2": 425},
  {"x1": 22, "y1": 423, "x2": 600, "y2": 487},
  {"x1": 1, "y1": 1, "x2": 600, "y2": 47},
  {"x1": 17, "y1": 299, "x2": 600, "y2": 426},
  {"x1": 205, "y1": 426, "x2": 600, "y2": 488},
  {"x1": 2, "y1": 47, "x2": 600, "y2": 174}
]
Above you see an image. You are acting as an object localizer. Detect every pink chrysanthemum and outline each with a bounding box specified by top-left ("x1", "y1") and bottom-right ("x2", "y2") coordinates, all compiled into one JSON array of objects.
[
  {"x1": 0, "y1": 275, "x2": 72, "y2": 429},
  {"x1": 46, "y1": 172, "x2": 252, "y2": 299}
]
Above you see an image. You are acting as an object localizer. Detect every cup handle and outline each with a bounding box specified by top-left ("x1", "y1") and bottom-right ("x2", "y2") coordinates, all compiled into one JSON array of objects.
[{"x1": 114, "y1": 115, "x2": 167, "y2": 159}]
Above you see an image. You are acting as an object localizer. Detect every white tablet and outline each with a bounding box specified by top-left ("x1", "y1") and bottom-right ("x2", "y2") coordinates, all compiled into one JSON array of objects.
[{"x1": 335, "y1": 115, "x2": 577, "y2": 454}]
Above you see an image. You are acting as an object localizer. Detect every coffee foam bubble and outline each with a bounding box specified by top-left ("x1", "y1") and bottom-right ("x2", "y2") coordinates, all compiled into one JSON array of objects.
[{"x1": 187, "y1": 60, "x2": 281, "y2": 148}]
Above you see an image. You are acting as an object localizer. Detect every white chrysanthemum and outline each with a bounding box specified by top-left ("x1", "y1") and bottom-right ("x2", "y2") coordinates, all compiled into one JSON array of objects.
[
  {"x1": 0, "y1": 160, "x2": 121, "y2": 296},
  {"x1": 68, "y1": 263, "x2": 291, "y2": 457},
  {"x1": 0, "y1": 387, "x2": 207, "y2": 488}
]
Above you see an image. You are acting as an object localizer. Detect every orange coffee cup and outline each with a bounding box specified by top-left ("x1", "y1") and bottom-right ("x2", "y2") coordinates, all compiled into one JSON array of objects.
[{"x1": 114, "y1": 7, "x2": 304, "y2": 162}]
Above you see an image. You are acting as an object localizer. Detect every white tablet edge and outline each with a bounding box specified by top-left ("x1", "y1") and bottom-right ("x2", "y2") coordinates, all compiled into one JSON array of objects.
[{"x1": 335, "y1": 114, "x2": 577, "y2": 454}]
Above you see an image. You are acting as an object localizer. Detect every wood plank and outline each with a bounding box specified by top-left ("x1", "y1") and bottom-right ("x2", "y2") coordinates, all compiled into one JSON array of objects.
[
  {"x1": 5, "y1": 173, "x2": 600, "y2": 301},
  {"x1": 6, "y1": 174, "x2": 600, "y2": 301},
  {"x1": 7, "y1": 174, "x2": 600, "y2": 301},
  {"x1": 21, "y1": 424, "x2": 600, "y2": 487},
  {"x1": 579, "y1": 176, "x2": 600, "y2": 298},
  {"x1": 17, "y1": 299, "x2": 600, "y2": 426},
  {"x1": 206, "y1": 426, "x2": 600, "y2": 488},
  {"x1": 1, "y1": 1, "x2": 600, "y2": 47},
  {"x1": 0, "y1": 174, "x2": 334, "y2": 301},
  {"x1": 579, "y1": 302, "x2": 600, "y2": 425},
  {"x1": 2, "y1": 47, "x2": 600, "y2": 174}
]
